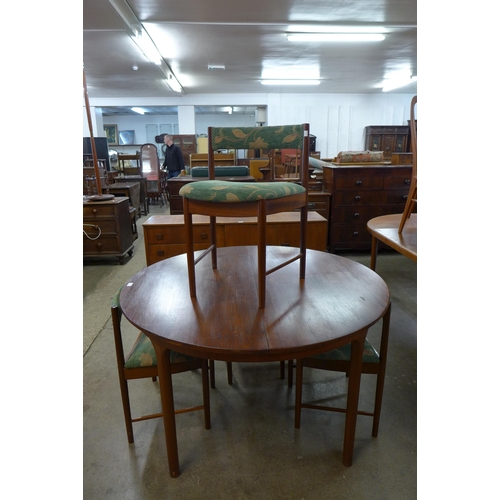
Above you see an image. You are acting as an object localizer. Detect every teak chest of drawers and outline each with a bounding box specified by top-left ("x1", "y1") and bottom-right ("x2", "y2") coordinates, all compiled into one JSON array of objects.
[
  {"x1": 83, "y1": 197, "x2": 134, "y2": 264},
  {"x1": 322, "y1": 164, "x2": 414, "y2": 251},
  {"x1": 143, "y1": 212, "x2": 327, "y2": 266}
]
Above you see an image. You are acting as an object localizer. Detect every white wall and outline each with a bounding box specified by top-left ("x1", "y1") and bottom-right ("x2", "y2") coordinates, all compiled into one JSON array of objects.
[{"x1": 84, "y1": 92, "x2": 415, "y2": 159}]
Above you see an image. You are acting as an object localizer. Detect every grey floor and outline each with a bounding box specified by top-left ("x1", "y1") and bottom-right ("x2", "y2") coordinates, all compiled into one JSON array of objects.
[{"x1": 83, "y1": 202, "x2": 417, "y2": 500}]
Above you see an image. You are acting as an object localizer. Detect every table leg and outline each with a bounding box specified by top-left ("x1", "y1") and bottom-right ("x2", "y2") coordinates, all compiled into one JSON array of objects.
[
  {"x1": 370, "y1": 236, "x2": 379, "y2": 271},
  {"x1": 342, "y1": 330, "x2": 367, "y2": 467},
  {"x1": 156, "y1": 347, "x2": 180, "y2": 478}
]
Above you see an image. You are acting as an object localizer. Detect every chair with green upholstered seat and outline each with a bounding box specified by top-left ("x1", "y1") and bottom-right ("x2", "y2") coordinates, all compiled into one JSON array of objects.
[
  {"x1": 180, "y1": 124, "x2": 310, "y2": 309},
  {"x1": 295, "y1": 302, "x2": 391, "y2": 437},
  {"x1": 111, "y1": 289, "x2": 211, "y2": 443}
]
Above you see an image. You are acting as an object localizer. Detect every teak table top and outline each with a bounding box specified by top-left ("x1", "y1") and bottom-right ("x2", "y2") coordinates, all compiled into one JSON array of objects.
[{"x1": 367, "y1": 213, "x2": 417, "y2": 270}]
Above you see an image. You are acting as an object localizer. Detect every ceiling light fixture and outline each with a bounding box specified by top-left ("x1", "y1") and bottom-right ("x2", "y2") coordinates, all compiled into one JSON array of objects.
[
  {"x1": 287, "y1": 33, "x2": 385, "y2": 42},
  {"x1": 261, "y1": 80, "x2": 321, "y2": 86},
  {"x1": 108, "y1": 0, "x2": 184, "y2": 93},
  {"x1": 131, "y1": 107, "x2": 145, "y2": 114},
  {"x1": 133, "y1": 32, "x2": 163, "y2": 65},
  {"x1": 382, "y1": 75, "x2": 417, "y2": 92}
]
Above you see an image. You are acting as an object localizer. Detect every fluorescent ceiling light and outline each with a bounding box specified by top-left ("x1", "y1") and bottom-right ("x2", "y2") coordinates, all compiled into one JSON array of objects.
[
  {"x1": 287, "y1": 33, "x2": 385, "y2": 42},
  {"x1": 108, "y1": 0, "x2": 140, "y2": 36},
  {"x1": 288, "y1": 25, "x2": 387, "y2": 34},
  {"x1": 131, "y1": 107, "x2": 145, "y2": 114},
  {"x1": 261, "y1": 80, "x2": 320, "y2": 86},
  {"x1": 166, "y1": 73, "x2": 183, "y2": 93},
  {"x1": 133, "y1": 32, "x2": 163, "y2": 65},
  {"x1": 382, "y1": 75, "x2": 417, "y2": 92}
]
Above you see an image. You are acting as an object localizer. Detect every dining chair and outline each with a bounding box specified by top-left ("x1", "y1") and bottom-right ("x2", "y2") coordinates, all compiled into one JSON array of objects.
[
  {"x1": 111, "y1": 288, "x2": 211, "y2": 444},
  {"x1": 295, "y1": 302, "x2": 391, "y2": 437},
  {"x1": 399, "y1": 95, "x2": 417, "y2": 233},
  {"x1": 179, "y1": 124, "x2": 310, "y2": 309}
]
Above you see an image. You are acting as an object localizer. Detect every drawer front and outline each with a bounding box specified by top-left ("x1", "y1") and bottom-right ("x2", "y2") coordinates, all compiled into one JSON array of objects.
[
  {"x1": 146, "y1": 242, "x2": 212, "y2": 265},
  {"x1": 334, "y1": 174, "x2": 384, "y2": 190},
  {"x1": 83, "y1": 205, "x2": 117, "y2": 218},
  {"x1": 83, "y1": 235, "x2": 120, "y2": 254},
  {"x1": 83, "y1": 219, "x2": 118, "y2": 235},
  {"x1": 145, "y1": 225, "x2": 223, "y2": 245},
  {"x1": 224, "y1": 222, "x2": 327, "y2": 251},
  {"x1": 384, "y1": 173, "x2": 413, "y2": 189},
  {"x1": 331, "y1": 206, "x2": 387, "y2": 226},
  {"x1": 334, "y1": 189, "x2": 411, "y2": 206},
  {"x1": 330, "y1": 225, "x2": 372, "y2": 246}
]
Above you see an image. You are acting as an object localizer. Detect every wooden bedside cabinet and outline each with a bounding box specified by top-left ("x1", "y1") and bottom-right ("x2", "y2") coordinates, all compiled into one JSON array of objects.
[{"x1": 83, "y1": 197, "x2": 134, "y2": 264}]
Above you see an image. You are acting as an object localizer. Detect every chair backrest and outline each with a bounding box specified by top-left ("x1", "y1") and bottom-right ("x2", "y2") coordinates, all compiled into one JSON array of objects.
[
  {"x1": 409, "y1": 95, "x2": 417, "y2": 175},
  {"x1": 208, "y1": 124, "x2": 309, "y2": 188},
  {"x1": 140, "y1": 144, "x2": 160, "y2": 176}
]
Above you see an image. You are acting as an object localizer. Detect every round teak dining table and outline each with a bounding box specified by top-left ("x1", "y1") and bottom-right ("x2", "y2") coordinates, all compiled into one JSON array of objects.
[{"x1": 120, "y1": 245, "x2": 390, "y2": 478}]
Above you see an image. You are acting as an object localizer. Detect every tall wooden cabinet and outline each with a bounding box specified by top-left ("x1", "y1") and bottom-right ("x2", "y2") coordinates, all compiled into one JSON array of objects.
[
  {"x1": 364, "y1": 126, "x2": 409, "y2": 158},
  {"x1": 322, "y1": 164, "x2": 414, "y2": 251}
]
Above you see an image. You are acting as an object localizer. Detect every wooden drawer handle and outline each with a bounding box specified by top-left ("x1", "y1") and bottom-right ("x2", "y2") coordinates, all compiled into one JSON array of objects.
[
  {"x1": 200, "y1": 232, "x2": 208, "y2": 240},
  {"x1": 354, "y1": 213, "x2": 360, "y2": 218},
  {"x1": 404, "y1": 179, "x2": 411, "y2": 185},
  {"x1": 157, "y1": 250, "x2": 165, "y2": 256},
  {"x1": 355, "y1": 180, "x2": 362, "y2": 185},
  {"x1": 92, "y1": 209, "x2": 97, "y2": 214},
  {"x1": 355, "y1": 196, "x2": 361, "y2": 201},
  {"x1": 156, "y1": 234, "x2": 164, "y2": 240}
]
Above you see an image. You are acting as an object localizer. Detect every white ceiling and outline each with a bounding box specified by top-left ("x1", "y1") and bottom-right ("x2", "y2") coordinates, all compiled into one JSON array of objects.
[{"x1": 83, "y1": 0, "x2": 417, "y2": 116}]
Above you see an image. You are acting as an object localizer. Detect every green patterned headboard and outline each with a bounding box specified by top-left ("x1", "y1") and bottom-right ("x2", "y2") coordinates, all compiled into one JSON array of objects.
[{"x1": 210, "y1": 124, "x2": 306, "y2": 150}]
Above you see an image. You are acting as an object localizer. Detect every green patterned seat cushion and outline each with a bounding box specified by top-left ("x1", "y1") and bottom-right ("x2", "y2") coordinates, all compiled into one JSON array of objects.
[
  {"x1": 179, "y1": 180, "x2": 306, "y2": 203},
  {"x1": 312, "y1": 339, "x2": 380, "y2": 363},
  {"x1": 123, "y1": 334, "x2": 199, "y2": 368}
]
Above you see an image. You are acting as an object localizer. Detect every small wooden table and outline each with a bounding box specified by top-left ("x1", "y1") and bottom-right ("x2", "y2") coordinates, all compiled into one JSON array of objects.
[
  {"x1": 367, "y1": 213, "x2": 417, "y2": 270},
  {"x1": 119, "y1": 246, "x2": 390, "y2": 477}
]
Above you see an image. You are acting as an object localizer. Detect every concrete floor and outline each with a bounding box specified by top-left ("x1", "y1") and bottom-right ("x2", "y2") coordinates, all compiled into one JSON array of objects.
[{"x1": 83, "y1": 202, "x2": 417, "y2": 499}]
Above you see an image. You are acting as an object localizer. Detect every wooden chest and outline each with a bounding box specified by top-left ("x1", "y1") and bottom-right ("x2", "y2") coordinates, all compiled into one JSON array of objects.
[
  {"x1": 83, "y1": 197, "x2": 134, "y2": 264},
  {"x1": 322, "y1": 164, "x2": 414, "y2": 251}
]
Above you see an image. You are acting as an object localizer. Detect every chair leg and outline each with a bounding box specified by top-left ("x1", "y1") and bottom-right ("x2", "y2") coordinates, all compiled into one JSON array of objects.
[
  {"x1": 257, "y1": 200, "x2": 267, "y2": 308},
  {"x1": 118, "y1": 378, "x2": 135, "y2": 444},
  {"x1": 371, "y1": 302, "x2": 391, "y2": 437},
  {"x1": 226, "y1": 362, "x2": 233, "y2": 385},
  {"x1": 294, "y1": 359, "x2": 304, "y2": 428},
  {"x1": 287, "y1": 360, "x2": 294, "y2": 388},
  {"x1": 209, "y1": 360, "x2": 216, "y2": 389},
  {"x1": 201, "y1": 360, "x2": 211, "y2": 430}
]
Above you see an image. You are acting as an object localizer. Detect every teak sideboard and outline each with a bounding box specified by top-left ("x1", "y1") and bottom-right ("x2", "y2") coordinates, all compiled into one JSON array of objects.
[{"x1": 143, "y1": 212, "x2": 327, "y2": 266}]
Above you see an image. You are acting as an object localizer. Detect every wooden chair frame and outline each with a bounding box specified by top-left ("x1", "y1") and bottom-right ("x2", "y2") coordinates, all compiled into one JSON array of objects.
[
  {"x1": 182, "y1": 124, "x2": 310, "y2": 309},
  {"x1": 111, "y1": 303, "x2": 211, "y2": 444},
  {"x1": 399, "y1": 96, "x2": 417, "y2": 233},
  {"x1": 295, "y1": 302, "x2": 391, "y2": 437}
]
